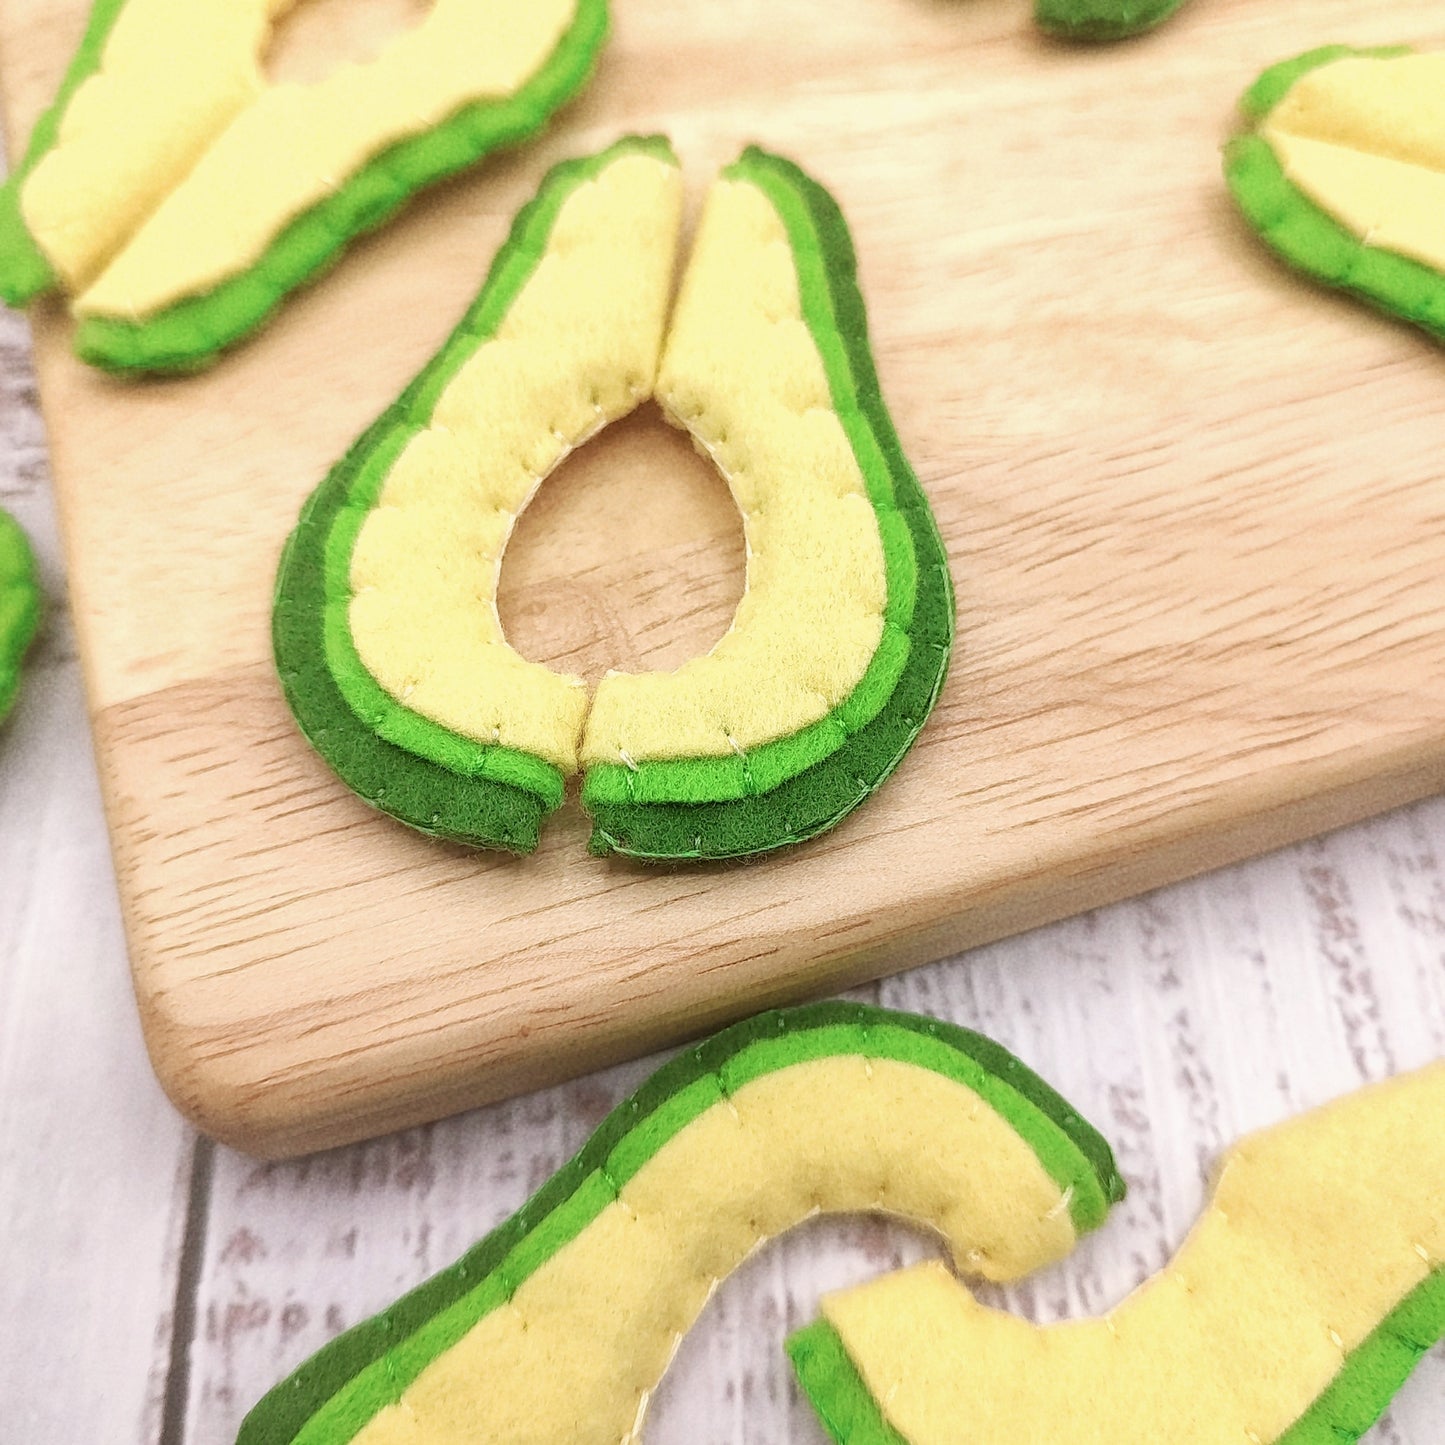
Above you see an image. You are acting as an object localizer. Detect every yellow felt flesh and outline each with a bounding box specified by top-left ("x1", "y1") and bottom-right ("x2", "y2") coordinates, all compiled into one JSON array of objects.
[
  {"x1": 822, "y1": 1062, "x2": 1445, "y2": 1445},
  {"x1": 19, "y1": 0, "x2": 281, "y2": 290},
  {"x1": 579, "y1": 176, "x2": 888, "y2": 768},
  {"x1": 1262, "y1": 54, "x2": 1445, "y2": 274},
  {"x1": 350, "y1": 1054, "x2": 1077, "y2": 1445},
  {"x1": 347, "y1": 153, "x2": 683, "y2": 774},
  {"x1": 66, "y1": 0, "x2": 577, "y2": 318}
]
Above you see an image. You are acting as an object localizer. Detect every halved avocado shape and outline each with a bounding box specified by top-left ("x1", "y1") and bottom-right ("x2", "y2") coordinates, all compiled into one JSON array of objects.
[
  {"x1": 580, "y1": 148, "x2": 955, "y2": 861},
  {"x1": 0, "y1": 508, "x2": 41, "y2": 724},
  {"x1": 233, "y1": 1002, "x2": 1123, "y2": 1445},
  {"x1": 0, "y1": 0, "x2": 608, "y2": 372},
  {"x1": 791, "y1": 1060, "x2": 1445, "y2": 1445},
  {"x1": 1226, "y1": 46, "x2": 1445, "y2": 344},
  {"x1": 1034, "y1": 0, "x2": 1187, "y2": 42},
  {"x1": 273, "y1": 136, "x2": 684, "y2": 853}
]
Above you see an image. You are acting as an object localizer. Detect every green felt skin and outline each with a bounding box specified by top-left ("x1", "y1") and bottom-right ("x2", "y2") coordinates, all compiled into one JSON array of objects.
[
  {"x1": 1, "y1": 0, "x2": 607, "y2": 374},
  {"x1": 273, "y1": 136, "x2": 676, "y2": 853},
  {"x1": 1224, "y1": 46, "x2": 1445, "y2": 346},
  {"x1": 1034, "y1": 0, "x2": 1186, "y2": 42},
  {"x1": 0, "y1": 508, "x2": 41, "y2": 724},
  {"x1": 584, "y1": 146, "x2": 955, "y2": 862},
  {"x1": 789, "y1": 1268, "x2": 1445, "y2": 1445},
  {"x1": 233, "y1": 1001, "x2": 1124, "y2": 1445}
]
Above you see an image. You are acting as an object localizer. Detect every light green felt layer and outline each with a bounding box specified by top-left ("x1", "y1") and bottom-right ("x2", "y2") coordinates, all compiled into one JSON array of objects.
[
  {"x1": 234, "y1": 1002, "x2": 1123, "y2": 1445},
  {"x1": 1225, "y1": 46, "x2": 1445, "y2": 346},
  {"x1": 0, "y1": 507, "x2": 41, "y2": 724},
  {"x1": 273, "y1": 137, "x2": 676, "y2": 851},
  {"x1": 1034, "y1": 0, "x2": 1187, "y2": 42},
  {"x1": 68, "y1": 0, "x2": 609, "y2": 374}
]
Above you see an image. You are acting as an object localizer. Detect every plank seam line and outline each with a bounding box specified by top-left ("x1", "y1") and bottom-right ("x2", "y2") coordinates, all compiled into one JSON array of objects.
[{"x1": 158, "y1": 1135, "x2": 216, "y2": 1445}]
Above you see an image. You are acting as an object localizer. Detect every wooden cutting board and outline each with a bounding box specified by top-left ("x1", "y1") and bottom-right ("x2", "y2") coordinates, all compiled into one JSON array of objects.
[{"x1": 4, "y1": 0, "x2": 1443, "y2": 1158}]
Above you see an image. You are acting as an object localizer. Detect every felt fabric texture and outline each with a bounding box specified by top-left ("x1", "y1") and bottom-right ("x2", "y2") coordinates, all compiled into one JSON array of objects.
[
  {"x1": 1, "y1": 0, "x2": 608, "y2": 374},
  {"x1": 791, "y1": 1060, "x2": 1445, "y2": 1445},
  {"x1": 1226, "y1": 47, "x2": 1445, "y2": 346},
  {"x1": 582, "y1": 147, "x2": 955, "y2": 860},
  {"x1": 273, "y1": 136, "x2": 681, "y2": 853},
  {"x1": 232, "y1": 1002, "x2": 1124, "y2": 1445},
  {"x1": 0, "y1": 508, "x2": 41, "y2": 725},
  {"x1": 1033, "y1": 0, "x2": 1186, "y2": 41}
]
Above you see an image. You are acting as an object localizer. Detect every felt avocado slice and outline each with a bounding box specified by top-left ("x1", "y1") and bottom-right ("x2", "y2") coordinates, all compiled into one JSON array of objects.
[
  {"x1": 233, "y1": 1001, "x2": 1124, "y2": 1445},
  {"x1": 580, "y1": 147, "x2": 955, "y2": 861},
  {"x1": 1226, "y1": 46, "x2": 1445, "y2": 344},
  {"x1": 0, "y1": 509, "x2": 41, "y2": 724},
  {"x1": 1033, "y1": 0, "x2": 1187, "y2": 42},
  {"x1": 791, "y1": 1059, "x2": 1445, "y2": 1445},
  {"x1": 0, "y1": 0, "x2": 608, "y2": 373},
  {"x1": 272, "y1": 136, "x2": 683, "y2": 853}
]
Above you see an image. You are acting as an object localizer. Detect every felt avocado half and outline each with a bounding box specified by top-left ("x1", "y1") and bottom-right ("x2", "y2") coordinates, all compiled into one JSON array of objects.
[
  {"x1": 234, "y1": 1002, "x2": 1124, "y2": 1445},
  {"x1": 0, "y1": 0, "x2": 608, "y2": 373},
  {"x1": 273, "y1": 135, "x2": 684, "y2": 853},
  {"x1": 580, "y1": 148, "x2": 955, "y2": 861},
  {"x1": 791, "y1": 1060, "x2": 1445, "y2": 1445},
  {"x1": 0, "y1": 509, "x2": 41, "y2": 725},
  {"x1": 1226, "y1": 46, "x2": 1445, "y2": 344}
]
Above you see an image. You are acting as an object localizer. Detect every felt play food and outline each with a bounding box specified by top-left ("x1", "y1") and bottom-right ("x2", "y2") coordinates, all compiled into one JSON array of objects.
[
  {"x1": 0, "y1": 509, "x2": 40, "y2": 724},
  {"x1": 233, "y1": 1002, "x2": 1124, "y2": 1445},
  {"x1": 275, "y1": 139, "x2": 956, "y2": 860},
  {"x1": 1034, "y1": 0, "x2": 1186, "y2": 42},
  {"x1": 0, "y1": 0, "x2": 608, "y2": 373},
  {"x1": 1226, "y1": 47, "x2": 1445, "y2": 344},
  {"x1": 790, "y1": 1059, "x2": 1445, "y2": 1445}
]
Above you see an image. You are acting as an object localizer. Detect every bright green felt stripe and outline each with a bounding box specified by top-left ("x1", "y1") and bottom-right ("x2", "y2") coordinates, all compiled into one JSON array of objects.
[
  {"x1": 0, "y1": 508, "x2": 41, "y2": 724},
  {"x1": 71, "y1": 0, "x2": 610, "y2": 375},
  {"x1": 1226, "y1": 47, "x2": 1445, "y2": 347},
  {"x1": 792, "y1": 1269, "x2": 1445, "y2": 1445},
  {"x1": 0, "y1": 0, "x2": 133, "y2": 305},
  {"x1": 235, "y1": 1003, "x2": 1122, "y2": 1445},
  {"x1": 585, "y1": 148, "x2": 955, "y2": 859},
  {"x1": 1033, "y1": 0, "x2": 1187, "y2": 41},
  {"x1": 273, "y1": 137, "x2": 675, "y2": 851}
]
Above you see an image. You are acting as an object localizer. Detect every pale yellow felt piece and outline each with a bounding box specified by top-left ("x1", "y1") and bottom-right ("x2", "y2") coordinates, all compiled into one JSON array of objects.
[
  {"x1": 580, "y1": 175, "x2": 889, "y2": 768},
  {"x1": 821, "y1": 1061, "x2": 1445, "y2": 1445},
  {"x1": 70, "y1": 0, "x2": 578, "y2": 319},
  {"x1": 1262, "y1": 54, "x2": 1445, "y2": 275},
  {"x1": 19, "y1": 0, "x2": 284, "y2": 290},
  {"x1": 347, "y1": 152, "x2": 683, "y2": 774},
  {"x1": 349, "y1": 1054, "x2": 1078, "y2": 1445}
]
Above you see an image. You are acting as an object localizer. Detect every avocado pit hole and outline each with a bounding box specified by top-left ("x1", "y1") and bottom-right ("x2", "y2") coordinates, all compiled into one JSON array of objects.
[{"x1": 264, "y1": 0, "x2": 434, "y2": 87}]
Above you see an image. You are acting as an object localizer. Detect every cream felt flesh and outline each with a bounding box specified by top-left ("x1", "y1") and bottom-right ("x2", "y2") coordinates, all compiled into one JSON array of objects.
[
  {"x1": 580, "y1": 175, "x2": 889, "y2": 767},
  {"x1": 19, "y1": 0, "x2": 284, "y2": 290},
  {"x1": 1261, "y1": 54, "x2": 1445, "y2": 275},
  {"x1": 57, "y1": 0, "x2": 577, "y2": 319},
  {"x1": 817, "y1": 1062, "x2": 1445, "y2": 1445},
  {"x1": 344, "y1": 152, "x2": 683, "y2": 775},
  {"x1": 344, "y1": 1054, "x2": 1078, "y2": 1445}
]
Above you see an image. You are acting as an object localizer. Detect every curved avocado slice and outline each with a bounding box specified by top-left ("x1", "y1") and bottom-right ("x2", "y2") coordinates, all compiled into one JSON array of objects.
[
  {"x1": 272, "y1": 136, "x2": 683, "y2": 853},
  {"x1": 791, "y1": 1060, "x2": 1445, "y2": 1445},
  {"x1": 1, "y1": 0, "x2": 608, "y2": 373},
  {"x1": 1033, "y1": 0, "x2": 1187, "y2": 41},
  {"x1": 581, "y1": 147, "x2": 955, "y2": 861},
  {"x1": 233, "y1": 1001, "x2": 1123, "y2": 1445},
  {"x1": 0, "y1": 509, "x2": 41, "y2": 724},
  {"x1": 1225, "y1": 46, "x2": 1445, "y2": 345}
]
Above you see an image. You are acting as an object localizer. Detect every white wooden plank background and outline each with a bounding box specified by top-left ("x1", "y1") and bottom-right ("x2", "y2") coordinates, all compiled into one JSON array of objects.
[{"x1": 1, "y1": 207, "x2": 1443, "y2": 1445}]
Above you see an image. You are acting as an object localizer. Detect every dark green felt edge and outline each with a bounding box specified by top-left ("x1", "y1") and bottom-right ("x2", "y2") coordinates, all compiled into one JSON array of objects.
[
  {"x1": 1034, "y1": 0, "x2": 1187, "y2": 42},
  {"x1": 69, "y1": 0, "x2": 610, "y2": 375},
  {"x1": 234, "y1": 1002, "x2": 1123, "y2": 1445},
  {"x1": 0, "y1": 507, "x2": 42, "y2": 724},
  {"x1": 584, "y1": 147, "x2": 956, "y2": 861},
  {"x1": 272, "y1": 136, "x2": 675, "y2": 853},
  {"x1": 1224, "y1": 46, "x2": 1445, "y2": 346},
  {"x1": 790, "y1": 1267, "x2": 1445, "y2": 1445},
  {"x1": 0, "y1": 0, "x2": 132, "y2": 305}
]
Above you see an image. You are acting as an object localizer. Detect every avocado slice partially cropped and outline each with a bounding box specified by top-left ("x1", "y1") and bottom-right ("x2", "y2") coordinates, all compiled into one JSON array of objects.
[
  {"x1": 580, "y1": 148, "x2": 955, "y2": 861},
  {"x1": 1033, "y1": 0, "x2": 1188, "y2": 41},
  {"x1": 273, "y1": 136, "x2": 684, "y2": 852},
  {"x1": 0, "y1": 0, "x2": 608, "y2": 372},
  {"x1": 0, "y1": 509, "x2": 41, "y2": 725},
  {"x1": 233, "y1": 1002, "x2": 1123, "y2": 1445}
]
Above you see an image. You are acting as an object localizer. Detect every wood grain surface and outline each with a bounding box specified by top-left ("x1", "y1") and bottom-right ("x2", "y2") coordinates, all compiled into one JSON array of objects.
[{"x1": 1, "y1": 0, "x2": 1444, "y2": 1157}]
